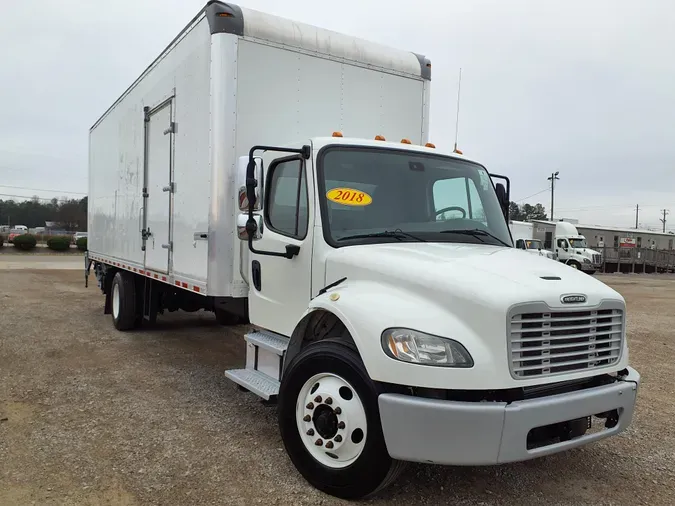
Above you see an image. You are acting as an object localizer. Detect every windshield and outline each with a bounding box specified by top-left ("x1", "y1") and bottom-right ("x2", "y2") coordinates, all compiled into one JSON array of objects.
[
  {"x1": 569, "y1": 238, "x2": 587, "y2": 248},
  {"x1": 524, "y1": 239, "x2": 542, "y2": 249},
  {"x1": 317, "y1": 147, "x2": 512, "y2": 247}
]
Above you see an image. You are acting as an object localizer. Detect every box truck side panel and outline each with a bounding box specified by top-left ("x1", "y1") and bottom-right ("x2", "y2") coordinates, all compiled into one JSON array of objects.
[
  {"x1": 234, "y1": 40, "x2": 425, "y2": 148},
  {"x1": 89, "y1": 18, "x2": 212, "y2": 285}
]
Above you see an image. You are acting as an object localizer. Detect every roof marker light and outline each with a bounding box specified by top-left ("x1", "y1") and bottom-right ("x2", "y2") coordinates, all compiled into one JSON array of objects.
[
  {"x1": 425, "y1": 142, "x2": 436, "y2": 148},
  {"x1": 401, "y1": 138, "x2": 412, "y2": 144},
  {"x1": 332, "y1": 131, "x2": 343, "y2": 137},
  {"x1": 375, "y1": 135, "x2": 386, "y2": 141}
]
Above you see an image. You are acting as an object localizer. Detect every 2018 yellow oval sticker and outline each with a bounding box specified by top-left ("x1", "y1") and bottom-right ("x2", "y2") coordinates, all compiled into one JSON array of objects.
[{"x1": 326, "y1": 188, "x2": 373, "y2": 206}]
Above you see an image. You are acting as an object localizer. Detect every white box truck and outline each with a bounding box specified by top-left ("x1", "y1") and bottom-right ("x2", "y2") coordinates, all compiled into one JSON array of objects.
[
  {"x1": 86, "y1": 1, "x2": 640, "y2": 499},
  {"x1": 509, "y1": 220, "x2": 557, "y2": 260}
]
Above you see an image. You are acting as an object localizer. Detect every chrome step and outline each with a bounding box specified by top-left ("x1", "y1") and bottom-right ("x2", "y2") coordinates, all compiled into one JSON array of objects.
[
  {"x1": 224, "y1": 369, "x2": 280, "y2": 401},
  {"x1": 245, "y1": 330, "x2": 289, "y2": 356}
]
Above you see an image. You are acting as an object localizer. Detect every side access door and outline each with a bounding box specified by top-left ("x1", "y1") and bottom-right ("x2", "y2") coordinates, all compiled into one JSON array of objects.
[
  {"x1": 246, "y1": 147, "x2": 314, "y2": 337},
  {"x1": 142, "y1": 98, "x2": 175, "y2": 273}
]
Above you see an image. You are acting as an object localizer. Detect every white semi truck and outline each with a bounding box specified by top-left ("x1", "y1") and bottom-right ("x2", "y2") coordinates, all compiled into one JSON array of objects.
[
  {"x1": 86, "y1": 2, "x2": 640, "y2": 499},
  {"x1": 532, "y1": 221, "x2": 604, "y2": 274}
]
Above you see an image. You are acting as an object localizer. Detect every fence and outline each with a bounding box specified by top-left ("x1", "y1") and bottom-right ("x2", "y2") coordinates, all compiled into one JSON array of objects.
[{"x1": 597, "y1": 246, "x2": 675, "y2": 274}]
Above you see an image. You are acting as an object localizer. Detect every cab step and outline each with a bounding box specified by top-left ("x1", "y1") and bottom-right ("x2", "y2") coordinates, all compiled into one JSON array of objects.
[
  {"x1": 224, "y1": 329, "x2": 290, "y2": 402},
  {"x1": 224, "y1": 369, "x2": 280, "y2": 401}
]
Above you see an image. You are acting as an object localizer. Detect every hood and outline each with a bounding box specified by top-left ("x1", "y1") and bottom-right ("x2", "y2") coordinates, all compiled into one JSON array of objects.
[{"x1": 325, "y1": 243, "x2": 620, "y2": 310}]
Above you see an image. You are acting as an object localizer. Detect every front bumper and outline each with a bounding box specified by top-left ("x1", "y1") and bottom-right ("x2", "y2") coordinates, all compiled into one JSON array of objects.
[{"x1": 378, "y1": 366, "x2": 639, "y2": 466}]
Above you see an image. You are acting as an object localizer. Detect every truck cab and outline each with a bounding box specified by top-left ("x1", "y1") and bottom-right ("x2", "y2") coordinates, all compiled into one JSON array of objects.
[
  {"x1": 553, "y1": 222, "x2": 603, "y2": 273},
  {"x1": 229, "y1": 134, "x2": 639, "y2": 499}
]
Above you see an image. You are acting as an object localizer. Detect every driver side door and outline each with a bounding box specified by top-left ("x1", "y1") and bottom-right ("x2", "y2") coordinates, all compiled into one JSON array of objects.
[{"x1": 247, "y1": 150, "x2": 314, "y2": 337}]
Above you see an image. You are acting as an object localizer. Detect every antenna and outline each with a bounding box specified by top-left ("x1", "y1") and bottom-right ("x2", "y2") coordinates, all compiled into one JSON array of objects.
[{"x1": 453, "y1": 68, "x2": 462, "y2": 154}]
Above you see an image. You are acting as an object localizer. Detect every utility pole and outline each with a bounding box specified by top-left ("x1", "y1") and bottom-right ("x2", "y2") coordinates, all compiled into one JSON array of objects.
[
  {"x1": 635, "y1": 204, "x2": 639, "y2": 229},
  {"x1": 547, "y1": 171, "x2": 560, "y2": 220},
  {"x1": 661, "y1": 209, "x2": 669, "y2": 233}
]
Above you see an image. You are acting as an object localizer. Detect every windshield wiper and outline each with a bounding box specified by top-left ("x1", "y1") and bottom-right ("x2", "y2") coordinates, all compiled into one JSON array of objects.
[
  {"x1": 337, "y1": 229, "x2": 426, "y2": 242},
  {"x1": 440, "y1": 229, "x2": 511, "y2": 247}
]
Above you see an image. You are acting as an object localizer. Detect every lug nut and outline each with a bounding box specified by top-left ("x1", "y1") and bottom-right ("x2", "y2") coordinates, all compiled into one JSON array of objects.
[
  {"x1": 334, "y1": 435, "x2": 342, "y2": 442},
  {"x1": 306, "y1": 402, "x2": 314, "y2": 410},
  {"x1": 325, "y1": 397, "x2": 333, "y2": 405},
  {"x1": 338, "y1": 421, "x2": 345, "y2": 430},
  {"x1": 314, "y1": 395, "x2": 322, "y2": 403},
  {"x1": 334, "y1": 407, "x2": 342, "y2": 415},
  {"x1": 325, "y1": 441, "x2": 334, "y2": 449},
  {"x1": 306, "y1": 429, "x2": 315, "y2": 436},
  {"x1": 303, "y1": 415, "x2": 311, "y2": 422},
  {"x1": 315, "y1": 439, "x2": 323, "y2": 446}
]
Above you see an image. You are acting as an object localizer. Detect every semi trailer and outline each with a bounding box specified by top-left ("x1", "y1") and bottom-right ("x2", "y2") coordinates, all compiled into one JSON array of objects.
[{"x1": 86, "y1": 1, "x2": 640, "y2": 499}]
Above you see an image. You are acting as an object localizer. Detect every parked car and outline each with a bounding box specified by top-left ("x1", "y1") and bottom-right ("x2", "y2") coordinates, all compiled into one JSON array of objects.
[{"x1": 72, "y1": 231, "x2": 88, "y2": 244}]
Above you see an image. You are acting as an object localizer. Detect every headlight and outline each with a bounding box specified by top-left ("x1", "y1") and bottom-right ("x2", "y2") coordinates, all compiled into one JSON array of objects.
[{"x1": 381, "y1": 328, "x2": 473, "y2": 367}]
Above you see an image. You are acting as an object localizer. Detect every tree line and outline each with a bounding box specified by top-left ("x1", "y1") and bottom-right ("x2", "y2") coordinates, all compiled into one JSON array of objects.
[
  {"x1": 509, "y1": 202, "x2": 548, "y2": 221},
  {"x1": 0, "y1": 196, "x2": 87, "y2": 231}
]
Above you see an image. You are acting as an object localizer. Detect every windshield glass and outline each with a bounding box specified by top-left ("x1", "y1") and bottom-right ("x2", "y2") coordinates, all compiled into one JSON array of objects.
[
  {"x1": 317, "y1": 147, "x2": 512, "y2": 247},
  {"x1": 524, "y1": 239, "x2": 542, "y2": 249},
  {"x1": 569, "y1": 238, "x2": 587, "y2": 248}
]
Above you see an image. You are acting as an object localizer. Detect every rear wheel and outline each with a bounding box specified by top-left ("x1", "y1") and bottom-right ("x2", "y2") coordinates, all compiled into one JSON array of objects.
[
  {"x1": 111, "y1": 271, "x2": 137, "y2": 331},
  {"x1": 278, "y1": 339, "x2": 404, "y2": 499}
]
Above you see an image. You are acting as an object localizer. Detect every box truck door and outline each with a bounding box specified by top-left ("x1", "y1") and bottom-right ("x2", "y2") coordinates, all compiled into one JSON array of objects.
[
  {"x1": 143, "y1": 100, "x2": 174, "y2": 273},
  {"x1": 247, "y1": 152, "x2": 313, "y2": 337}
]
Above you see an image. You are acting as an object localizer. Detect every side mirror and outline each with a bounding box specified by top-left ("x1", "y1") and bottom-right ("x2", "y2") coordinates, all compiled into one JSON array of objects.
[
  {"x1": 237, "y1": 213, "x2": 262, "y2": 240},
  {"x1": 495, "y1": 183, "x2": 509, "y2": 219},
  {"x1": 237, "y1": 155, "x2": 263, "y2": 212}
]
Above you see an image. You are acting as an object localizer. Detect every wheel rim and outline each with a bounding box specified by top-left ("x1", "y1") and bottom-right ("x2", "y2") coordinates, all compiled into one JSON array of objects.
[
  {"x1": 571, "y1": 263, "x2": 578, "y2": 269},
  {"x1": 295, "y1": 372, "x2": 368, "y2": 469},
  {"x1": 112, "y1": 282, "x2": 120, "y2": 319}
]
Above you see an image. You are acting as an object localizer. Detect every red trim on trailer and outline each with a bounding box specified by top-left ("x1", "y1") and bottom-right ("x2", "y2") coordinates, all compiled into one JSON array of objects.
[{"x1": 89, "y1": 255, "x2": 206, "y2": 295}]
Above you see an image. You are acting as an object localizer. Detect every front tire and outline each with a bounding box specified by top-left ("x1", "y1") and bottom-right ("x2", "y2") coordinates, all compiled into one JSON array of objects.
[
  {"x1": 567, "y1": 260, "x2": 581, "y2": 270},
  {"x1": 278, "y1": 339, "x2": 404, "y2": 499},
  {"x1": 111, "y1": 271, "x2": 137, "y2": 331}
]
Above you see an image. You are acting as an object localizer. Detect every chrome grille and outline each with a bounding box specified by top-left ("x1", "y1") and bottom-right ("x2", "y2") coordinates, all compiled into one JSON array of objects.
[
  {"x1": 593, "y1": 254, "x2": 602, "y2": 264},
  {"x1": 509, "y1": 307, "x2": 623, "y2": 378}
]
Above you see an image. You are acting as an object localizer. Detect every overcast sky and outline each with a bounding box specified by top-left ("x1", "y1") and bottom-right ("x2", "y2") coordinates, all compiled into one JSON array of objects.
[{"x1": 1, "y1": 0, "x2": 673, "y2": 230}]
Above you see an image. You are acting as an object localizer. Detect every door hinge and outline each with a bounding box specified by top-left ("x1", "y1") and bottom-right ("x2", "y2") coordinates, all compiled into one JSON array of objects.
[
  {"x1": 161, "y1": 242, "x2": 173, "y2": 250},
  {"x1": 163, "y1": 122, "x2": 176, "y2": 135},
  {"x1": 142, "y1": 228, "x2": 151, "y2": 240},
  {"x1": 142, "y1": 187, "x2": 149, "y2": 198},
  {"x1": 162, "y1": 182, "x2": 175, "y2": 193}
]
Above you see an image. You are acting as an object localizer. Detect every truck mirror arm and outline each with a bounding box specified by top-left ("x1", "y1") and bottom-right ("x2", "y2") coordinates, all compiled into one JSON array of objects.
[{"x1": 245, "y1": 144, "x2": 311, "y2": 260}]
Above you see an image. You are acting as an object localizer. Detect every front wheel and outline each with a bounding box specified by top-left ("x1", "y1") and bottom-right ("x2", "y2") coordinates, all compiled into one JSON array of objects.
[
  {"x1": 278, "y1": 339, "x2": 404, "y2": 500},
  {"x1": 567, "y1": 260, "x2": 581, "y2": 270}
]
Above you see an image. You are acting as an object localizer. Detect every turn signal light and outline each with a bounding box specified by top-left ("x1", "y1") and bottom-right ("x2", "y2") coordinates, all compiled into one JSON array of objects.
[
  {"x1": 401, "y1": 138, "x2": 412, "y2": 144},
  {"x1": 375, "y1": 135, "x2": 386, "y2": 141},
  {"x1": 453, "y1": 148, "x2": 463, "y2": 154},
  {"x1": 425, "y1": 142, "x2": 436, "y2": 148},
  {"x1": 332, "y1": 131, "x2": 343, "y2": 137}
]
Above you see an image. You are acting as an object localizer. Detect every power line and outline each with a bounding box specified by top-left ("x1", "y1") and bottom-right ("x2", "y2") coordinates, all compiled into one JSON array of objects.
[
  {"x1": 515, "y1": 187, "x2": 550, "y2": 203},
  {"x1": 0, "y1": 184, "x2": 86, "y2": 195}
]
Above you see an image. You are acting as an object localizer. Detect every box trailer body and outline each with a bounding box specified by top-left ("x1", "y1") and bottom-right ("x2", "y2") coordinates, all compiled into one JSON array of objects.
[
  {"x1": 88, "y1": 3, "x2": 430, "y2": 300},
  {"x1": 86, "y1": 2, "x2": 639, "y2": 500}
]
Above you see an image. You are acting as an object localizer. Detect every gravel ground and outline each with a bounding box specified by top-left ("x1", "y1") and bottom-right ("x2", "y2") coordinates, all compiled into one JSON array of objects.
[{"x1": 0, "y1": 266, "x2": 673, "y2": 505}]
